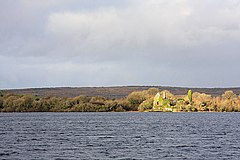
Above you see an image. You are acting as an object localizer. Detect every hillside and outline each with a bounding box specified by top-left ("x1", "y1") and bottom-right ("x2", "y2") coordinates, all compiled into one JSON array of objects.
[{"x1": 2, "y1": 86, "x2": 240, "y2": 99}]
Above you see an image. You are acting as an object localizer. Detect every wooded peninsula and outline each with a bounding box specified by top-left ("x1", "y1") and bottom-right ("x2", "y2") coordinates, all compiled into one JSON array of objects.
[{"x1": 1, "y1": 87, "x2": 240, "y2": 112}]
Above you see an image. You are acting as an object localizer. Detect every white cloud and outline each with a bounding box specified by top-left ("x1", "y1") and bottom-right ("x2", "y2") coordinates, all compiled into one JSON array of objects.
[{"x1": 46, "y1": 0, "x2": 240, "y2": 59}]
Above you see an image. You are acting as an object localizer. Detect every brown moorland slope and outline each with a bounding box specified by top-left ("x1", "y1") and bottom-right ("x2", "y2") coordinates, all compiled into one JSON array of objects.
[{"x1": 2, "y1": 86, "x2": 240, "y2": 99}]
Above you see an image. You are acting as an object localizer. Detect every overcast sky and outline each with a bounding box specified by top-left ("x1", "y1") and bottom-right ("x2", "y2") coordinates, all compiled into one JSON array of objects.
[{"x1": 1, "y1": 0, "x2": 240, "y2": 89}]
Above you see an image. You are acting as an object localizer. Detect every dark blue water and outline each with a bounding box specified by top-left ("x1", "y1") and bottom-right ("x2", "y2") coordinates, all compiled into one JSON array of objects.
[{"x1": 0, "y1": 112, "x2": 240, "y2": 159}]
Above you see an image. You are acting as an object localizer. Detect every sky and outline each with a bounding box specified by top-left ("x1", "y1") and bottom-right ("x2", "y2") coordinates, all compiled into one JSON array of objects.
[{"x1": 1, "y1": 0, "x2": 240, "y2": 89}]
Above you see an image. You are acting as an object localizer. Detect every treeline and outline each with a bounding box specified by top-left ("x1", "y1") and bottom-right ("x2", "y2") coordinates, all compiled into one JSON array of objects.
[{"x1": 0, "y1": 88, "x2": 240, "y2": 112}]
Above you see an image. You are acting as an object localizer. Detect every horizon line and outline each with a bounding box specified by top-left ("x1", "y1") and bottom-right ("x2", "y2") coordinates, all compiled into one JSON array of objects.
[{"x1": 2, "y1": 85, "x2": 240, "y2": 90}]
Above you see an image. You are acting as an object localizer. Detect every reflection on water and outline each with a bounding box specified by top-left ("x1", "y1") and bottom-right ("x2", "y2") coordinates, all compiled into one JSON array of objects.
[{"x1": 1, "y1": 112, "x2": 240, "y2": 159}]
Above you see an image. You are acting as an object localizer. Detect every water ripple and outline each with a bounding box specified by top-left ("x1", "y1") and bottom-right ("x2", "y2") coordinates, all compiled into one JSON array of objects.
[{"x1": 1, "y1": 112, "x2": 240, "y2": 159}]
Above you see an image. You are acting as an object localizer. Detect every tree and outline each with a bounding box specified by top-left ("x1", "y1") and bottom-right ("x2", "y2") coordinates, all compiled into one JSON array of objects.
[
  {"x1": 188, "y1": 90, "x2": 193, "y2": 103},
  {"x1": 127, "y1": 91, "x2": 146, "y2": 110},
  {"x1": 21, "y1": 95, "x2": 34, "y2": 111},
  {"x1": 115, "y1": 106, "x2": 125, "y2": 112},
  {"x1": 222, "y1": 90, "x2": 237, "y2": 100},
  {"x1": 0, "y1": 91, "x2": 3, "y2": 97},
  {"x1": 90, "y1": 96, "x2": 107, "y2": 105},
  {"x1": 139, "y1": 98, "x2": 153, "y2": 111},
  {"x1": 72, "y1": 95, "x2": 91, "y2": 105},
  {"x1": 2, "y1": 95, "x2": 18, "y2": 112},
  {"x1": 0, "y1": 97, "x2": 3, "y2": 109},
  {"x1": 13, "y1": 98, "x2": 25, "y2": 112},
  {"x1": 116, "y1": 99, "x2": 131, "y2": 111},
  {"x1": 147, "y1": 88, "x2": 159, "y2": 96}
]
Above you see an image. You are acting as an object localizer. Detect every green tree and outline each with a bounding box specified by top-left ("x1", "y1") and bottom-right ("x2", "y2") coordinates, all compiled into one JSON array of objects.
[{"x1": 188, "y1": 90, "x2": 193, "y2": 103}]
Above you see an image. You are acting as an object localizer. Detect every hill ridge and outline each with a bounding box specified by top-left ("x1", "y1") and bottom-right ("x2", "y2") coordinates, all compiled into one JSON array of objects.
[{"x1": 2, "y1": 86, "x2": 240, "y2": 99}]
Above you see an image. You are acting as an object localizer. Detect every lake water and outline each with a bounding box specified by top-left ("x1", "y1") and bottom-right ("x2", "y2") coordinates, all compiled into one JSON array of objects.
[{"x1": 0, "y1": 112, "x2": 240, "y2": 160}]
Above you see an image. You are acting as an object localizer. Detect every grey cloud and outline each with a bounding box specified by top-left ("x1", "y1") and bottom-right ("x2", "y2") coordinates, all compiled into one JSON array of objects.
[{"x1": 1, "y1": 0, "x2": 240, "y2": 88}]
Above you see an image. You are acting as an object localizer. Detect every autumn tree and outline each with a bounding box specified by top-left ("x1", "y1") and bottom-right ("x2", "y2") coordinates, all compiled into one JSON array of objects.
[
  {"x1": 22, "y1": 95, "x2": 34, "y2": 110},
  {"x1": 147, "y1": 88, "x2": 159, "y2": 96},
  {"x1": 192, "y1": 92, "x2": 212, "y2": 111},
  {"x1": 90, "y1": 96, "x2": 107, "y2": 105},
  {"x1": 222, "y1": 90, "x2": 237, "y2": 100},
  {"x1": 116, "y1": 99, "x2": 131, "y2": 111},
  {"x1": 138, "y1": 97, "x2": 153, "y2": 111},
  {"x1": 221, "y1": 91, "x2": 238, "y2": 112},
  {"x1": 127, "y1": 91, "x2": 146, "y2": 110}
]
